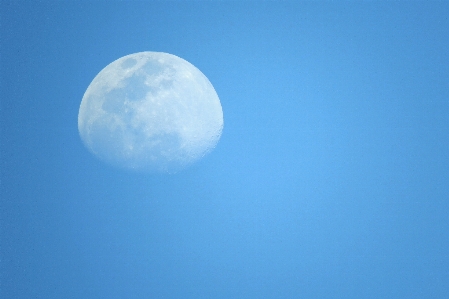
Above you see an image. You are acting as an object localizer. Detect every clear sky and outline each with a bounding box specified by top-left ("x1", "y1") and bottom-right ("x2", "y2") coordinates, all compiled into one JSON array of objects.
[{"x1": 1, "y1": 2, "x2": 448, "y2": 298}]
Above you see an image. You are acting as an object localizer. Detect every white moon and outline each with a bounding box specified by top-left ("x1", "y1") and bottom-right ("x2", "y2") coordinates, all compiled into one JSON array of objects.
[{"x1": 78, "y1": 52, "x2": 223, "y2": 173}]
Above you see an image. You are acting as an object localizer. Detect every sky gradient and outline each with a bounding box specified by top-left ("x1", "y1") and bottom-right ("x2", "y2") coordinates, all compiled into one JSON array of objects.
[{"x1": 1, "y1": 2, "x2": 449, "y2": 298}]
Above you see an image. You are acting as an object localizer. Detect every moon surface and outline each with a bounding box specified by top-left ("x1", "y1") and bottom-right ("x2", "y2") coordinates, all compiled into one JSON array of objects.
[{"x1": 78, "y1": 52, "x2": 223, "y2": 173}]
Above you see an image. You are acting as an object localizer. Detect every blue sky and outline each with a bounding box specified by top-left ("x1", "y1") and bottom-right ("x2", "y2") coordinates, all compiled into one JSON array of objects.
[{"x1": 1, "y1": 2, "x2": 448, "y2": 298}]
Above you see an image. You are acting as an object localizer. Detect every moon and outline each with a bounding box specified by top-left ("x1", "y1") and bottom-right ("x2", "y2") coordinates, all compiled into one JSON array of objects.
[{"x1": 78, "y1": 52, "x2": 223, "y2": 173}]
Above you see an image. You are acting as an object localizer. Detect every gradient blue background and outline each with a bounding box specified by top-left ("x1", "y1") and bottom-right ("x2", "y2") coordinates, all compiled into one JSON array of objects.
[{"x1": 1, "y1": 2, "x2": 448, "y2": 298}]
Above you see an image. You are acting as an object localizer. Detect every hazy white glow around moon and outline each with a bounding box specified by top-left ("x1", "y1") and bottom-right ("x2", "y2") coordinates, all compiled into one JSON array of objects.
[{"x1": 78, "y1": 52, "x2": 223, "y2": 173}]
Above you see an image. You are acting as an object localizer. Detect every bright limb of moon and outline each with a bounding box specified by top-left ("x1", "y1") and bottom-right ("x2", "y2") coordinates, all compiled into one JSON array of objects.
[{"x1": 78, "y1": 52, "x2": 223, "y2": 173}]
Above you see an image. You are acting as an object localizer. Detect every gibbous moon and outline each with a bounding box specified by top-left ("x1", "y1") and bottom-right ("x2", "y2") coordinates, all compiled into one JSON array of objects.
[{"x1": 78, "y1": 52, "x2": 223, "y2": 173}]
